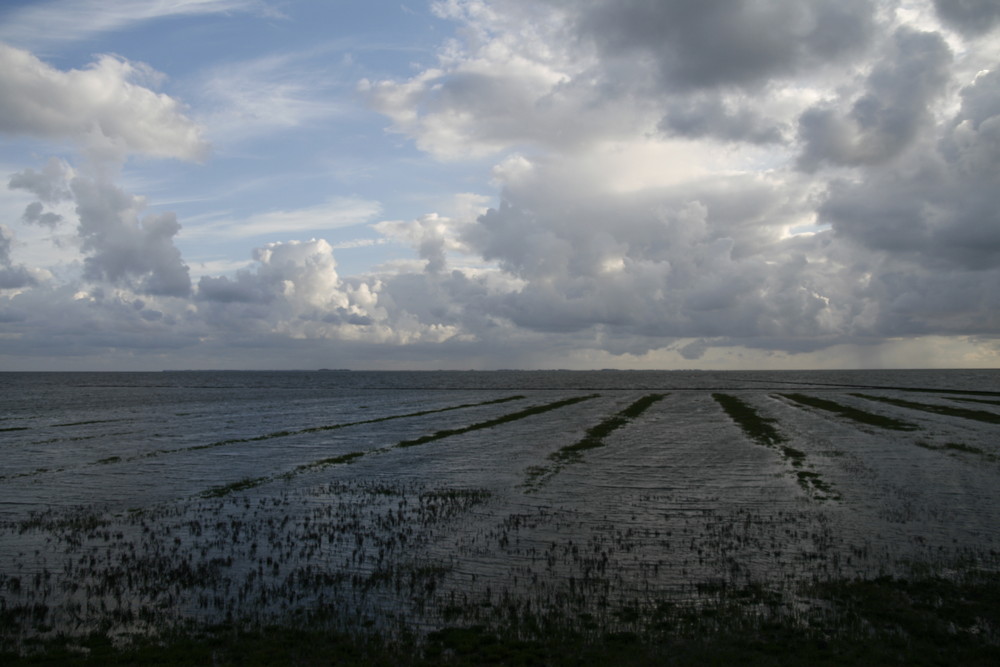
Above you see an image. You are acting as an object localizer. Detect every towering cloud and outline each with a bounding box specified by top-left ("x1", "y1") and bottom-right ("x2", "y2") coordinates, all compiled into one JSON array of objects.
[
  {"x1": 1, "y1": 41, "x2": 207, "y2": 300},
  {"x1": 72, "y1": 178, "x2": 192, "y2": 297}
]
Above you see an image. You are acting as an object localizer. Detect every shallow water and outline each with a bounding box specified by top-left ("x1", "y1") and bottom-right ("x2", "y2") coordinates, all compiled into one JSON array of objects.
[{"x1": 1, "y1": 370, "x2": 999, "y2": 640}]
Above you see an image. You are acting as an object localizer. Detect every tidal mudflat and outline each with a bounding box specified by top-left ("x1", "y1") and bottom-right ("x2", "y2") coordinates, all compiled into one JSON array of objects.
[{"x1": 2, "y1": 370, "x2": 999, "y2": 663}]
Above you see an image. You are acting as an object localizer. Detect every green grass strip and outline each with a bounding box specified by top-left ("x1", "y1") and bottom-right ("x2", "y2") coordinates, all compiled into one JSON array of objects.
[
  {"x1": 289, "y1": 451, "x2": 367, "y2": 476},
  {"x1": 201, "y1": 476, "x2": 270, "y2": 498},
  {"x1": 185, "y1": 394, "x2": 527, "y2": 453},
  {"x1": 53, "y1": 419, "x2": 123, "y2": 427},
  {"x1": 852, "y1": 394, "x2": 1000, "y2": 425},
  {"x1": 396, "y1": 395, "x2": 598, "y2": 448},
  {"x1": 195, "y1": 395, "x2": 594, "y2": 498},
  {"x1": 712, "y1": 393, "x2": 785, "y2": 447},
  {"x1": 948, "y1": 396, "x2": 1000, "y2": 407},
  {"x1": 549, "y1": 394, "x2": 666, "y2": 462},
  {"x1": 779, "y1": 393, "x2": 919, "y2": 431},
  {"x1": 1, "y1": 396, "x2": 530, "y2": 484},
  {"x1": 715, "y1": 394, "x2": 838, "y2": 500}
]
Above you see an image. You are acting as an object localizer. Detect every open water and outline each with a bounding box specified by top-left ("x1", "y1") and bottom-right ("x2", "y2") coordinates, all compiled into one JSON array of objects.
[{"x1": 1, "y1": 369, "x2": 999, "y2": 641}]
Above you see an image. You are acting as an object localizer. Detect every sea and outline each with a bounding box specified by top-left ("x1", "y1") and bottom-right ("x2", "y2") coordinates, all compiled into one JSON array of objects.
[{"x1": 1, "y1": 369, "x2": 999, "y2": 640}]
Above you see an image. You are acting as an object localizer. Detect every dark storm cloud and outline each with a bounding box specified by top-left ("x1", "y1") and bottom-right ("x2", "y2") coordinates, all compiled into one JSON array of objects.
[
  {"x1": 574, "y1": 0, "x2": 876, "y2": 90},
  {"x1": 797, "y1": 28, "x2": 953, "y2": 171},
  {"x1": 932, "y1": 0, "x2": 1000, "y2": 36},
  {"x1": 659, "y1": 94, "x2": 786, "y2": 144},
  {"x1": 197, "y1": 272, "x2": 272, "y2": 304},
  {"x1": 819, "y1": 66, "x2": 1000, "y2": 272}
]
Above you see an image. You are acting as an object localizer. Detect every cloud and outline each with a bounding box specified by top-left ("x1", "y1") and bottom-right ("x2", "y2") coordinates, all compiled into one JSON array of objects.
[
  {"x1": 8, "y1": 157, "x2": 75, "y2": 203},
  {"x1": 658, "y1": 93, "x2": 787, "y2": 144},
  {"x1": 189, "y1": 231, "x2": 536, "y2": 352},
  {"x1": 351, "y1": 2, "x2": 997, "y2": 363},
  {"x1": 72, "y1": 177, "x2": 192, "y2": 296},
  {"x1": 818, "y1": 67, "x2": 1000, "y2": 272},
  {"x1": 0, "y1": 0, "x2": 276, "y2": 46},
  {"x1": 2, "y1": 0, "x2": 999, "y2": 370},
  {"x1": 20, "y1": 201, "x2": 63, "y2": 228},
  {"x1": 198, "y1": 239, "x2": 342, "y2": 306},
  {"x1": 361, "y1": 1, "x2": 649, "y2": 159},
  {"x1": 9, "y1": 157, "x2": 75, "y2": 228},
  {"x1": 0, "y1": 225, "x2": 38, "y2": 289},
  {"x1": 365, "y1": 0, "x2": 878, "y2": 159},
  {"x1": 572, "y1": 0, "x2": 877, "y2": 90},
  {"x1": 797, "y1": 27, "x2": 953, "y2": 170},
  {"x1": 0, "y1": 43, "x2": 208, "y2": 162},
  {"x1": 932, "y1": 0, "x2": 1000, "y2": 36},
  {"x1": 0, "y1": 282, "x2": 202, "y2": 366},
  {"x1": 9, "y1": 158, "x2": 193, "y2": 297},
  {"x1": 185, "y1": 197, "x2": 382, "y2": 241},
  {"x1": 459, "y1": 158, "x2": 847, "y2": 347},
  {"x1": 374, "y1": 212, "x2": 474, "y2": 274},
  {"x1": 195, "y1": 50, "x2": 348, "y2": 143},
  {"x1": 195, "y1": 238, "x2": 466, "y2": 345}
]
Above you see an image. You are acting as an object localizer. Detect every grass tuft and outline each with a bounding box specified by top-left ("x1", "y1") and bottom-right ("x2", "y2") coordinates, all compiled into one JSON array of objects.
[{"x1": 201, "y1": 477, "x2": 270, "y2": 498}]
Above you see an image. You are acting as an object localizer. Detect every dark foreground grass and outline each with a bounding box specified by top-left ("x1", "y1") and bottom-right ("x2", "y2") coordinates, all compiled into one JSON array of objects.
[
  {"x1": 779, "y1": 393, "x2": 919, "y2": 431},
  {"x1": 6, "y1": 571, "x2": 1000, "y2": 666},
  {"x1": 915, "y1": 440, "x2": 995, "y2": 462}
]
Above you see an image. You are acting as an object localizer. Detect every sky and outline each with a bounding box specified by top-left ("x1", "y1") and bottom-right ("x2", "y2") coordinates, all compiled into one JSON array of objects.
[{"x1": 1, "y1": 0, "x2": 999, "y2": 371}]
